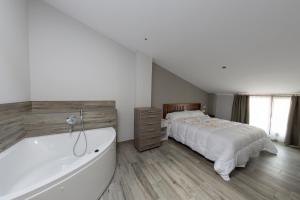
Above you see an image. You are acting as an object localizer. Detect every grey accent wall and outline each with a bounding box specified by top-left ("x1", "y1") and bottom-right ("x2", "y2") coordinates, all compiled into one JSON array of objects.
[
  {"x1": 207, "y1": 94, "x2": 216, "y2": 115},
  {"x1": 206, "y1": 94, "x2": 234, "y2": 120},
  {"x1": 151, "y1": 63, "x2": 208, "y2": 110},
  {"x1": 215, "y1": 94, "x2": 234, "y2": 120}
]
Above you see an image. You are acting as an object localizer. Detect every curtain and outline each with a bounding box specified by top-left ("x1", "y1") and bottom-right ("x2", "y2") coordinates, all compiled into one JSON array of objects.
[
  {"x1": 284, "y1": 96, "x2": 300, "y2": 146},
  {"x1": 231, "y1": 95, "x2": 249, "y2": 124}
]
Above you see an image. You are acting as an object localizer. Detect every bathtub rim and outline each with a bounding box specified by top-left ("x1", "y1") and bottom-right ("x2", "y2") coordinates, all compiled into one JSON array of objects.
[
  {"x1": 0, "y1": 127, "x2": 116, "y2": 200},
  {"x1": 0, "y1": 127, "x2": 115, "y2": 159},
  {"x1": 95, "y1": 149, "x2": 117, "y2": 200}
]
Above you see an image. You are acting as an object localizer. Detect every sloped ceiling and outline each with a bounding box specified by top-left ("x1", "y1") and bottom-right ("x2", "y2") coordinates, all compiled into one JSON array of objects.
[{"x1": 42, "y1": 0, "x2": 300, "y2": 94}]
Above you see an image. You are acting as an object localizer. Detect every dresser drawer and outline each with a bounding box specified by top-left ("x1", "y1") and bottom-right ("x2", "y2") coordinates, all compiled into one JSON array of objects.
[
  {"x1": 138, "y1": 136, "x2": 161, "y2": 146},
  {"x1": 134, "y1": 135, "x2": 161, "y2": 151},
  {"x1": 140, "y1": 109, "x2": 161, "y2": 115},
  {"x1": 137, "y1": 118, "x2": 161, "y2": 127},
  {"x1": 135, "y1": 129, "x2": 160, "y2": 139},
  {"x1": 139, "y1": 112, "x2": 161, "y2": 120},
  {"x1": 136, "y1": 143, "x2": 160, "y2": 152},
  {"x1": 136, "y1": 123, "x2": 160, "y2": 133}
]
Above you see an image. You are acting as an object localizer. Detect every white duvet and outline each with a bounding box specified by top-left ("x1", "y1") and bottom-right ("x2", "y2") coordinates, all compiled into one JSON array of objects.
[{"x1": 168, "y1": 115, "x2": 278, "y2": 181}]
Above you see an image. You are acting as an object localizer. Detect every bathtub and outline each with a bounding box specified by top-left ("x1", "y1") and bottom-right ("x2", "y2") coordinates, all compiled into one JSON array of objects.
[{"x1": 0, "y1": 127, "x2": 116, "y2": 200}]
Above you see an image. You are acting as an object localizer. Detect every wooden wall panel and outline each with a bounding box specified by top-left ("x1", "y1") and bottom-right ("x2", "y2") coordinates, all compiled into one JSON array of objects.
[
  {"x1": 25, "y1": 101, "x2": 117, "y2": 137},
  {"x1": 0, "y1": 101, "x2": 117, "y2": 152},
  {"x1": 30, "y1": 101, "x2": 115, "y2": 113},
  {"x1": 0, "y1": 102, "x2": 31, "y2": 152},
  {"x1": 163, "y1": 103, "x2": 201, "y2": 118}
]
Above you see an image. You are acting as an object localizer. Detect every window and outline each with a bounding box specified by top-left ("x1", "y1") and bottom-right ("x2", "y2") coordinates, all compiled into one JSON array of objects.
[
  {"x1": 270, "y1": 97, "x2": 291, "y2": 141},
  {"x1": 249, "y1": 96, "x2": 291, "y2": 142},
  {"x1": 249, "y1": 96, "x2": 272, "y2": 133}
]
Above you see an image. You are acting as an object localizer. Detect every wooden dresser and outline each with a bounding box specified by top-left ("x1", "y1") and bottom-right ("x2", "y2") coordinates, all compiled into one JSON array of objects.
[{"x1": 134, "y1": 107, "x2": 162, "y2": 151}]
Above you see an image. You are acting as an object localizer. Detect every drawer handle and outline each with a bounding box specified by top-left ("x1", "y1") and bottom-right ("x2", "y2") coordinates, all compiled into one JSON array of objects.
[
  {"x1": 149, "y1": 135, "x2": 159, "y2": 139},
  {"x1": 145, "y1": 122, "x2": 154, "y2": 125}
]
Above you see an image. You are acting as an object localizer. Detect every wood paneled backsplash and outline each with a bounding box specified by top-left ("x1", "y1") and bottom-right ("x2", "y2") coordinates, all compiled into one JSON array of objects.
[
  {"x1": 0, "y1": 102, "x2": 31, "y2": 152},
  {"x1": 25, "y1": 101, "x2": 117, "y2": 137},
  {"x1": 0, "y1": 101, "x2": 117, "y2": 152}
]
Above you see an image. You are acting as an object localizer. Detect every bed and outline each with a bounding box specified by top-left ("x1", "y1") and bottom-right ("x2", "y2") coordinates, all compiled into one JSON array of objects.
[{"x1": 163, "y1": 103, "x2": 278, "y2": 181}]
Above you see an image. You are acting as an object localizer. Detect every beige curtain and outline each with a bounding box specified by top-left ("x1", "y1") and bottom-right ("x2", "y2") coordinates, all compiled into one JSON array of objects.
[
  {"x1": 231, "y1": 95, "x2": 249, "y2": 124},
  {"x1": 284, "y1": 96, "x2": 300, "y2": 146}
]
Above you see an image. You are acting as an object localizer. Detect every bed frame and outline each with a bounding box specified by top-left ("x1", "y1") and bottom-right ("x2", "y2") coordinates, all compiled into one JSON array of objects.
[{"x1": 163, "y1": 103, "x2": 201, "y2": 118}]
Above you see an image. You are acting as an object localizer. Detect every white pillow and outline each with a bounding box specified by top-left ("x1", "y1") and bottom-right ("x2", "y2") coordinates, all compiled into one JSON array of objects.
[
  {"x1": 185, "y1": 110, "x2": 205, "y2": 117},
  {"x1": 166, "y1": 111, "x2": 189, "y2": 121},
  {"x1": 166, "y1": 110, "x2": 204, "y2": 121}
]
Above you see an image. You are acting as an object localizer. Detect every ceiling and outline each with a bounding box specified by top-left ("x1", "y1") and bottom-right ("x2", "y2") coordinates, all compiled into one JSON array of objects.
[{"x1": 42, "y1": 0, "x2": 300, "y2": 94}]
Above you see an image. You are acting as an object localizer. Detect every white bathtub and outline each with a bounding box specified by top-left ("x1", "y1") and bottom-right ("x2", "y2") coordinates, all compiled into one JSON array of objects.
[{"x1": 0, "y1": 127, "x2": 116, "y2": 200}]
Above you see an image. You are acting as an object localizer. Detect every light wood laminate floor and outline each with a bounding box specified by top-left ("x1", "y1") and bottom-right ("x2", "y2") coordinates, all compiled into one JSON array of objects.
[{"x1": 100, "y1": 139, "x2": 300, "y2": 200}]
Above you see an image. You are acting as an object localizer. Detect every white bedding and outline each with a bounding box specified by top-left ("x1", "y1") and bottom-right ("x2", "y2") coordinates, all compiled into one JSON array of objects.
[{"x1": 167, "y1": 115, "x2": 278, "y2": 181}]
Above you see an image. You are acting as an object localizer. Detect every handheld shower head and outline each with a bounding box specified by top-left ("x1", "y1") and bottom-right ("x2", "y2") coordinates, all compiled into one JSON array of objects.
[
  {"x1": 73, "y1": 108, "x2": 87, "y2": 157},
  {"x1": 80, "y1": 109, "x2": 83, "y2": 120}
]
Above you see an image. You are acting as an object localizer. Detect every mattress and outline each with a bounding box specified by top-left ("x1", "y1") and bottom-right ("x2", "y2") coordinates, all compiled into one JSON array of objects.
[{"x1": 167, "y1": 115, "x2": 278, "y2": 181}]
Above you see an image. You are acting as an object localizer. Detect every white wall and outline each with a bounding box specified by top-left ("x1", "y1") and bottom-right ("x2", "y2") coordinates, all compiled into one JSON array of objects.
[
  {"x1": 28, "y1": 0, "x2": 140, "y2": 142},
  {"x1": 215, "y1": 94, "x2": 234, "y2": 120},
  {"x1": 135, "y1": 52, "x2": 152, "y2": 107},
  {"x1": 0, "y1": 0, "x2": 30, "y2": 103}
]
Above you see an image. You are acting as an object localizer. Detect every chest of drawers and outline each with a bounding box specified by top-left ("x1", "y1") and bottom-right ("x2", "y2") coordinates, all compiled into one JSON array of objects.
[{"x1": 134, "y1": 107, "x2": 162, "y2": 151}]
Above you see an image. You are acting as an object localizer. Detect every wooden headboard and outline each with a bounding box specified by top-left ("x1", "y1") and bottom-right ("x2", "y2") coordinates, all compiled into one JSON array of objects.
[{"x1": 163, "y1": 103, "x2": 201, "y2": 118}]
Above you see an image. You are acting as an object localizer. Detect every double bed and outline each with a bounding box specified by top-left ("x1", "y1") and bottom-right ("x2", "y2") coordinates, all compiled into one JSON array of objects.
[{"x1": 164, "y1": 103, "x2": 278, "y2": 181}]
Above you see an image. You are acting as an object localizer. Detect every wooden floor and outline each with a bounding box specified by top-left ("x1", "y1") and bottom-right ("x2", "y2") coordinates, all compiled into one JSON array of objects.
[{"x1": 100, "y1": 139, "x2": 300, "y2": 200}]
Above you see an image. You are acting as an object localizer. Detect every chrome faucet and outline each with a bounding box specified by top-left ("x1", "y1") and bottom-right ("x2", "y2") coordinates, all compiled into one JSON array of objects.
[
  {"x1": 66, "y1": 115, "x2": 77, "y2": 133},
  {"x1": 66, "y1": 109, "x2": 84, "y2": 133}
]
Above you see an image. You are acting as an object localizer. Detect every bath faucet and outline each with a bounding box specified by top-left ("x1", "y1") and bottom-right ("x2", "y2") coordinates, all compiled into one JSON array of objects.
[
  {"x1": 66, "y1": 115, "x2": 77, "y2": 133},
  {"x1": 66, "y1": 109, "x2": 84, "y2": 133}
]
